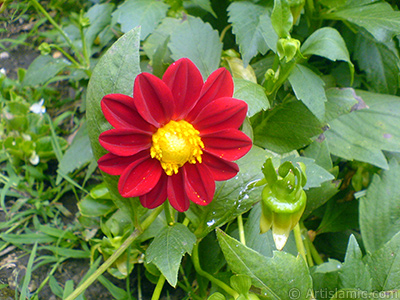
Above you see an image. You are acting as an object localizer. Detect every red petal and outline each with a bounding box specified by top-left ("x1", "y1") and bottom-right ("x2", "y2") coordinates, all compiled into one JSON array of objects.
[
  {"x1": 98, "y1": 152, "x2": 139, "y2": 175},
  {"x1": 202, "y1": 129, "x2": 252, "y2": 161},
  {"x1": 134, "y1": 73, "x2": 175, "y2": 127},
  {"x1": 101, "y1": 94, "x2": 155, "y2": 132},
  {"x1": 139, "y1": 174, "x2": 168, "y2": 209},
  {"x1": 183, "y1": 163, "x2": 215, "y2": 206},
  {"x1": 162, "y1": 58, "x2": 203, "y2": 119},
  {"x1": 186, "y1": 68, "x2": 234, "y2": 122},
  {"x1": 99, "y1": 128, "x2": 151, "y2": 157},
  {"x1": 202, "y1": 152, "x2": 239, "y2": 181},
  {"x1": 118, "y1": 157, "x2": 162, "y2": 197},
  {"x1": 167, "y1": 172, "x2": 190, "y2": 212},
  {"x1": 192, "y1": 97, "x2": 248, "y2": 134}
]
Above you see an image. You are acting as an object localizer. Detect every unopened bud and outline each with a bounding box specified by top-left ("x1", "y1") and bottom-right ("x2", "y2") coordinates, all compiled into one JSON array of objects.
[{"x1": 276, "y1": 38, "x2": 301, "y2": 62}]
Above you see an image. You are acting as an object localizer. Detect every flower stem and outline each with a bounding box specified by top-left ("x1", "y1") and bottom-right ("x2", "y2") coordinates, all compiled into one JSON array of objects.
[
  {"x1": 137, "y1": 265, "x2": 142, "y2": 300},
  {"x1": 30, "y1": 0, "x2": 84, "y2": 65},
  {"x1": 293, "y1": 223, "x2": 307, "y2": 262},
  {"x1": 192, "y1": 241, "x2": 239, "y2": 299},
  {"x1": 294, "y1": 224, "x2": 317, "y2": 300},
  {"x1": 303, "y1": 235, "x2": 314, "y2": 267},
  {"x1": 307, "y1": 236, "x2": 324, "y2": 265},
  {"x1": 164, "y1": 202, "x2": 174, "y2": 225},
  {"x1": 64, "y1": 206, "x2": 163, "y2": 300},
  {"x1": 65, "y1": 230, "x2": 140, "y2": 300},
  {"x1": 79, "y1": 24, "x2": 90, "y2": 68},
  {"x1": 182, "y1": 217, "x2": 190, "y2": 227},
  {"x1": 220, "y1": 24, "x2": 232, "y2": 43},
  {"x1": 50, "y1": 44, "x2": 81, "y2": 68},
  {"x1": 151, "y1": 274, "x2": 166, "y2": 300},
  {"x1": 237, "y1": 214, "x2": 246, "y2": 246},
  {"x1": 141, "y1": 206, "x2": 164, "y2": 231}
]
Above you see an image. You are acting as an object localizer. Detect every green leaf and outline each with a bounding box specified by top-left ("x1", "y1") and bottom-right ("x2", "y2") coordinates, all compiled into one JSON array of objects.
[
  {"x1": 317, "y1": 199, "x2": 358, "y2": 234},
  {"x1": 301, "y1": 27, "x2": 351, "y2": 64},
  {"x1": 146, "y1": 223, "x2": 196, "y2": 287},
  {"x1": 217, "y1": 229, "x2": 312, "y2": 300},
  {"x1": 301, "y1": 27, "x2": 354, "y2": 79},
  {"x1": 0, "y1": 233, "x2": 57, "y2": 244},
  {"x1": 303, "y1": 139, "x2": 333, "y2": 171},
  {"x1": 288, "y1": 64, "x2": 327, "y2": 120},
  {"x1": 359, "y1": 160, "x2": 400, "y2": 253},
  {"x1": 143, "y1": 17, "x2": 181, "y2": 60},
  {"x1": 90, "y1": 183, "x2": 111, "y2": 199},
  {"x1": 49, "y1": 276, "x2": 64, "y2": 298},
  {"x1": 318, "y1": 0, "x2": 347, "y2": 9},
  {"x1": 189, "y1": 146, "x2": 268, "y2": 238},
  {"x1": 113, "y1": 0, "x2": 169, "y2": 40},
  {"x1": 327, "y1": 2, "x2": 400, "y2": 42},
  {"x1": 325, "y1": 90, "x2": 400, "y2": 170},
  {"x1": 271, "y1": 0, "x2": 293, "y2": 38},
  {"x1": 198, "y1": 232, "x2": 226, "y2": 274},
  {"x1": 189, "y1": 0, "x2": 216, "y2": 17},
  {"x1": 87, "y1": 27, "x2": 141, "y2": 221},
  {"x1": 168, "y1": 16, "x2": 222, "y2": 79},
  {"x1": 78, "y1": 196, "x2": 115, "y2": 217},
  {"x1": 302, "y1": 180, "x2": 340, "y2": 219},
  {"x1": 208, "y1": 293, "x2": 226, "y2": 300},
  {"x1": 20, "y1": 242, "x2": 37, "y2": 300},
  {"x1": 253, "y1": 100, "x2": 322, "y2": 153},
  {"x1": 311, "y1": 259, "x2": 341, "y2": 294},
  {"x1": 233, "y1": 78, "x2": 270, "y2": 117},
  {"x1": 338, "y1": 235, "x2": 371, "y2": 290},
  {"x1": 230, "y1": 274, "x2": 252, "y2": 295},
  {"x1": 366, "y1": 232, "x2": 400, "y2": 290},
  {"x1": 85, "y1": 3, "x2": 114, "y2": 52},
  {"x1": 228, "y1": 1, "x2": 277, "y2": 66},
  {"x1": 39, "y1": 246, "x2": 90, "y2": 259},
  {"x1": 353, "y1": 32, "x2": 400, "y2": 95},
  {"x1": 38, "y1": 224, "x2": 77, "y2": 241},
  {"x1": 98, "y1": 275, "x2": 128, "y2": 300},
  {"x1": 345, "y1": 0, "x2": 380, "y2": 6},
  {"x1": 325, "y1": 88, "x2": 359, "y2": 122},
  {"x1": 22, "y1": 55, "x2": 70, "y2": 86},
  {"x1": 58, "y1": 122, "x2": 93, "y2": 175}
]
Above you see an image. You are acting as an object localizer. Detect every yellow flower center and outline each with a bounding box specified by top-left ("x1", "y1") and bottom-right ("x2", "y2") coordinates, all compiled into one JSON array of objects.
[{"x1": 150, "y1": 120, "x2": 204, "y2": 176}]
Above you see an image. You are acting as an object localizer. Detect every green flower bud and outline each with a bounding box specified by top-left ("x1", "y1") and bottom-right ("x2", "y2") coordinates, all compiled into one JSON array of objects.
[
  {"x1": 79, "y1": 11, "x2": 90, "y2": 28},
  {"x1": 260, "y1": 158, "x2": 307, "y2": 250},
  {"x1": 276, "y1": 38, "x2": 301, "y2": 63},
  {"x1": 265, "y1": 68, "x2": 275, "y2": 80},
  {"x1": 38, "y1": 43, "x2": 52, "y2": 55}
]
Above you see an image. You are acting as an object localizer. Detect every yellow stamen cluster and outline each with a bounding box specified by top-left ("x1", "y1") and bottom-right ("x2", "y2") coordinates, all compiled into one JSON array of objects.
[{"x1": 150, "y1": 120, "x2": 204, "y2": 176}]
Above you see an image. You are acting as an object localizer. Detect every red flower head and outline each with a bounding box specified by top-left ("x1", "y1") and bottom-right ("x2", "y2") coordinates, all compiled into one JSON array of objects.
[{"x1": 98, "y1": 58, "x2": 252, "y2": 212}]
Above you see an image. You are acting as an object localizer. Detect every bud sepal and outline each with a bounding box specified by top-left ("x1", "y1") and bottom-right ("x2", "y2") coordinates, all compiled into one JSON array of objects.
[{"x1": 260, "y1": 158, "x2": 307, "y2": 250}]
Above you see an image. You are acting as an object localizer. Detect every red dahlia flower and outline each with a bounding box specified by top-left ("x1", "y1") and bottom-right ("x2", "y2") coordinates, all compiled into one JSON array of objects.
[{"x1": 98, "y1": 58, "x2": 252, "y2": 212}]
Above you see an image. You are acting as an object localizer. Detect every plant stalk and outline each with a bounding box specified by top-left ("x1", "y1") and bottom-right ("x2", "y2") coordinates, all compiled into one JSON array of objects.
[
  {"x1": 293, "y1": 223, "x2": 307, "y2": 262},
  {"x1": 30, "y1": 0, "x2": 84, "y2": 64},
  {"x1": 64, "y1": 206, "x2": 163, "y2": 300},
  {"x1": 237, "y1": 214, "x2": 246, "y2": 246},
  {"x1": 192, "y1": 241, "x2": 239, "y2": 299},
  {"x1": 151, "y1": 274, "x2": 166, "y2": 300}
]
